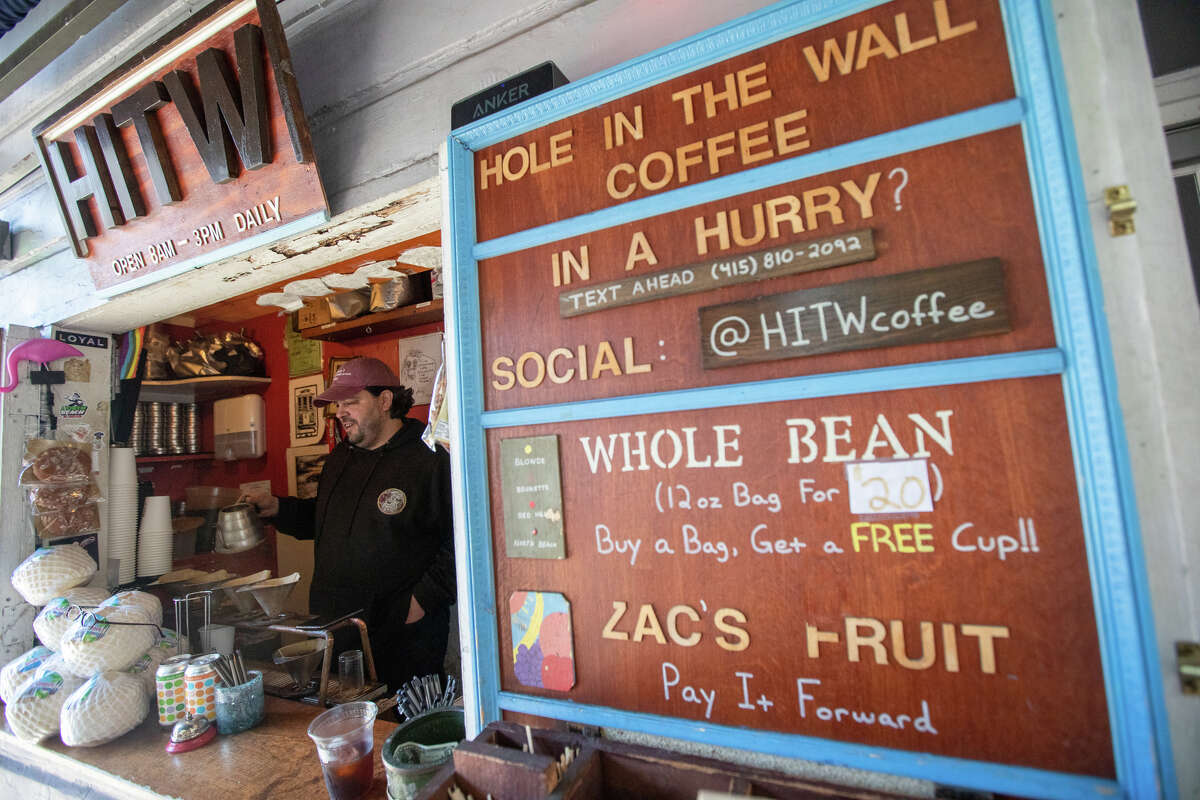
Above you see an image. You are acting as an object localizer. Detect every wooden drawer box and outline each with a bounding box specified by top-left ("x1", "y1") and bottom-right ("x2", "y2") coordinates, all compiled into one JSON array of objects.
[{"x1": 416, "y1": 721, "x2": 905, "y2": 800}]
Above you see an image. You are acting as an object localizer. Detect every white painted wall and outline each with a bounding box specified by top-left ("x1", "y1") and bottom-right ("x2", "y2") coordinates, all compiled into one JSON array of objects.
[
  {"x1": 1051, "y1": 2, "x2": 1200, "y2": 795},
  {"x1": 0, "y1": 0, "x2": 1196, "y2": 795},
  {"x1": 0, "y1": 327, "x2": 41, "y2": 667},
  {"x1": 0, "y1": 0, "x2": 780, "y2": 330}
]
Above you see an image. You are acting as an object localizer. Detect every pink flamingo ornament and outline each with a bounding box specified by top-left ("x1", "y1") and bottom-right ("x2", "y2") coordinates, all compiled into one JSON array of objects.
[{"x1": 0, "y1": 338, "x2": 84, "y2": 392}]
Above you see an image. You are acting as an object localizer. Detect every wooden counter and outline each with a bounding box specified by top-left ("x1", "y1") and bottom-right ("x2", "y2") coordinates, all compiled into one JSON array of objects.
[{"x1": 0, "y1": 696, "x2": 396, "y2": 799}]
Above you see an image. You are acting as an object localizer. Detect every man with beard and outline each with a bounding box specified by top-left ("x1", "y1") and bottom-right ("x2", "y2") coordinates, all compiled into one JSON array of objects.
[{"x1": 246, "y1": 357, "x2": 454, "y2": 692}]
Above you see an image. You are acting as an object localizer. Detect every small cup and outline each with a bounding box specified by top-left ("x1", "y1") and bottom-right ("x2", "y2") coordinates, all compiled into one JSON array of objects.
[
  {"x1": 109, "y1": 446, "x2": 138, "y2": 486},
  {"x1": 141, "y1": 495, "x2": 172, "y2": 532},
  {"x1": 215, "y1": 670, "x2": 264, "y2": 735},
  {"x1": 339, "y1": 649, "x2": 364, "y2": 694},
  {"x1": 308, "y1": 701, "x2": 377, "y2": 800},
  {"x1": 200, "y1": 623, "x2": 235, "y2": 656}
]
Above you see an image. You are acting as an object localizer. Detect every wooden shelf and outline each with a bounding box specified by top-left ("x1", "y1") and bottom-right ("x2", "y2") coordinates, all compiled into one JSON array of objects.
[
  {"x1": 299, "y1": 299, "x2": 443, "y2": 342},
  {"x1": 139, "y1": 375, "x2": 271, "y2": 402},
  {"x1": 134, "y1": 452, "x2": 215, "y2": 464}
]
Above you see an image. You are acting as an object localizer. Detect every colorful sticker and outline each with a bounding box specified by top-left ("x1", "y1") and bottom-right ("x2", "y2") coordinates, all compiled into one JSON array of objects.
[
  {"x1": 510, "y1": 591, "x2": 575, "y2": 691},
  {"x1": 70, "y1": 617, "x2": 109, "y2": 644},
  {"x1": 65, "y1": 675, "x2": 100, "y2": 710},
  {"x1": 63, "y1": 423, "x2": 93, "y2": 444},
  {"x1": 59, "y1": 392, "x2": 88, "y2": 419},
  {"x1": 377, "y1": 488, "x2": 407, "y2": 515},
  {"x1": 16, "y1": 647, "x2": 53, "y2": 675},
  {"x1": 20, "y1": 671, "x2": 65, "y2": 701},
  {"x1": 155, "y1": 630, "x2": 180, "y2": 653},
  {"x1": 98, "y1": 594, "x2": 134, "y2": 611},
  {"x1": 42, "y1": 597, "x2": 71, "y2": 619}
]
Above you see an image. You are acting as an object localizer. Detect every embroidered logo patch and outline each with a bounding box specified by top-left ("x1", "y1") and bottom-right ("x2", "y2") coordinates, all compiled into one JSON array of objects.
[{"x1": 377, "y1": 488, "x2": 407, "y2": 515}]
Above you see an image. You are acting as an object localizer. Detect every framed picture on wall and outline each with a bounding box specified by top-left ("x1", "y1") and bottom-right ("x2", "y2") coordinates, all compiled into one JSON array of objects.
[
  {"x1": 327, "y1": 355, "x2": 352, "y2": 386},
  {"x1": 398, "y1": 332, "x2": 443, "y2": 405},
  {"x1": 286, "y1": 444, "x2": 330, "y2": 501},
  {"x1": 288, "y1": 374, "x2": 325, "y2": 447}
]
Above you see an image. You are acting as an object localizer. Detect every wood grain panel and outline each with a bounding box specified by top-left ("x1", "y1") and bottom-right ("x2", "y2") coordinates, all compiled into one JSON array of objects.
[
  {"x1": 36, "y1": 0, "x2": 327, "y2": 292},
  {"x1": 486, "y1": 376, "x2": 1113, "y2": 776},
  {"x1": 479, "y1": 127, "x2": 1049, "y2": 410},
  {"x1": 186, "y1": 231, "x2": 441, "y2": 326},
  {"x1": 5, "y1": 696, "x2": 395, "y2": 799},
  {"x1": 474, "y1": 0, "x2": 1014, "y2": 241},
  {"x1": 560, "y1": 229, "x2": 876, "y2": 318},
  {"x1": 698, "y1": 258, "x2": 1011, "y2": 368}
]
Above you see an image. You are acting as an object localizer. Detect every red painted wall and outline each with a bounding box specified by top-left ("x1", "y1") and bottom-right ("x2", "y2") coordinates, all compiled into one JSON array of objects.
[{"x1": 138, "y1": 309, "x2": 444, "y2": 577}]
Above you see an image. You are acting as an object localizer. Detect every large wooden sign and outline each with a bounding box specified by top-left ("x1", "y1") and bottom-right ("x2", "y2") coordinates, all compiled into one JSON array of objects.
[
  {"x1": 450, "y1": 0, "x2": 1163, "y2": 792},
  {"x1": 473, "y1": 0, "x2": 1014, "y2": 241},
  {"x1": 480, "y1": 126, "x2": 1049, "y2": 410},
  {"x1": 34, "y1": 0, "x2": 327, "y2": 293},
  {"x1": 487, "y1": 376, "x2": 1113, "y2": 775}
]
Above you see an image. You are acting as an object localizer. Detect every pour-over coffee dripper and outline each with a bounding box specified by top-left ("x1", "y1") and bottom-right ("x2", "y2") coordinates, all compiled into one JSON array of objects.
[
  {"x1": 237, "y1": 572, "x2": 300, "y2": 618},
  {"x1": 215, "y1": 570, "x2": 272, "y2": 614},
  {"x1": 272, "y1": 638, "x2": 325, "y2": 690}
]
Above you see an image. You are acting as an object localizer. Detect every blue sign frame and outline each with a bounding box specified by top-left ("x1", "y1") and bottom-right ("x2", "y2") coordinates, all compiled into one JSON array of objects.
[{"x1": 444, "y1": 1, "x2": 1174, "y2": 797}]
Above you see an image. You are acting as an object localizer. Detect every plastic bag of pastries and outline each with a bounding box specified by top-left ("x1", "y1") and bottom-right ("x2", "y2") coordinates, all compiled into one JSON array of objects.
[
  {"x1": 33, "y1": 586, "x2": 112, "y2": 650},
  {"x1": 28, "y1": 481, "x2": 99, "y2": 512},
  {"x1": 60, "y1": 670, "x2": 149, "y2": 747},
  {"x1": 34, "y1": 505, "x2": 102, "y2": 538},
  {"x1": 11, "y1": 544, "x2": 97, "y2": 605},
  {"x1": 0, "y1": 645, "x2": 55, "y2": 705},
  {"x1": 4, "y1": 654, "x2": 85, "y2": 742},
  {"x1": 59, "y1": 604, "x2": 157, "y2": 676},
  {"x1": 30, "y1": 483, "x2": 102, "y2": 538},
  {"x1": 19, "y1": 439, "x2": 92, "y2": 486}
]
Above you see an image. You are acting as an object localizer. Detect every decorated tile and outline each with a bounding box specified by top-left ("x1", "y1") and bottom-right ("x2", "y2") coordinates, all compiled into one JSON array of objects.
[
  {"x1": 500, "y1": 435, "x2": 565, "y2": 559},
  {"x1": 510, "y1": 591, "x2": 575, "y2": 691}
]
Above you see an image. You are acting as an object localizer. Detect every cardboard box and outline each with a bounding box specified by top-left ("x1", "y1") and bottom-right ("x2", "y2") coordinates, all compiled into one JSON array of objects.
[{"x1": 294, "y1": 298, "x2": 331, "y2": 330}]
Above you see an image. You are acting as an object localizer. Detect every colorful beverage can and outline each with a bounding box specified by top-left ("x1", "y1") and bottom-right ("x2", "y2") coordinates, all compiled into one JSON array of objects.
[
  {"x1": 156, "y1": 653, "x2": 192, "y2": 727},
  {"x1": 184, "y1": 653, "x2": 222, "y2": 721}
]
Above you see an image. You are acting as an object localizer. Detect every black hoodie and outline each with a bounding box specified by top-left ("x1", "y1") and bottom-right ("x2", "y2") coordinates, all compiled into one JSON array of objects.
[{"x1": 273, "y1": 418, "x2": 455, "y2": 683}]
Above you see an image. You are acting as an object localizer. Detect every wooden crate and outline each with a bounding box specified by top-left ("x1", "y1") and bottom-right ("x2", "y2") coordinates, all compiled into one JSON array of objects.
[{"x1": 416, "y1": 722, "x2": 911, "y2": 800}]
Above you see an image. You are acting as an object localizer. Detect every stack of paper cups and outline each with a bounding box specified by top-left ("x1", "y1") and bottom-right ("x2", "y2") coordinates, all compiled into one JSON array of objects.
[
  {"x1": 108, "y1": 447, "x2": 140, "y2": 585},
  {"x1": 136, "y1": 495, "x2": 173, "y2": 578}
]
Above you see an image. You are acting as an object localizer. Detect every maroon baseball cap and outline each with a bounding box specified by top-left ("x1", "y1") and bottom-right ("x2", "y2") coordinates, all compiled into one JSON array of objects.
[{"x1": 314, "y1": 357, "x2": 404, "y2": 406}]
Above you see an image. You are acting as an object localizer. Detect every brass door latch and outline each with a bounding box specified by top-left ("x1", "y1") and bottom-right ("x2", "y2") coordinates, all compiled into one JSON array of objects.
[
  {"x1": 1105, "y1": 185, "x2": 1137, "y2": 236},
  {"x1": 1176, "y1": 641, "x2": 1200, "y2": 694}
]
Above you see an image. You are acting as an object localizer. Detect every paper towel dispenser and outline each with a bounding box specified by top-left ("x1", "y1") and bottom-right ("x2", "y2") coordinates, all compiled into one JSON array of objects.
[{"x1": 213, "y1": 394, "x2": 266, "y2": 461}]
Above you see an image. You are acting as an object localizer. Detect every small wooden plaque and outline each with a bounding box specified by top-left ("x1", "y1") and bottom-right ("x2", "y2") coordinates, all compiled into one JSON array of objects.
[
  {"x1": 699, "y1": 258, "x2": 1010, "y2": 369},
  {"x1": 559, "y1": 229, "x2": 874, "y2": 318},
  {"x1": 500, "y1": 435, "x2": 566, "y2": 559}
]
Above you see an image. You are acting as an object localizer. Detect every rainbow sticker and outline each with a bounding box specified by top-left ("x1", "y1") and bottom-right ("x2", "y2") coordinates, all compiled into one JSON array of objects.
[
  {"x1": 510, "y1": 591, "x2": 575, "y2": 691},
  {"x1": 118, "y1": 327, "x2": 146, "y2": 380}
]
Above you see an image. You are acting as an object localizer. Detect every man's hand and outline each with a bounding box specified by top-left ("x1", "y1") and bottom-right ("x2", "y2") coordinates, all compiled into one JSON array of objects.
[
  {"x1": 406, "y1": 595, "x2": 425, "y2": 624},
  {"x1": 243, "y1": 490, "x2": 279, "y2": 518}
]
